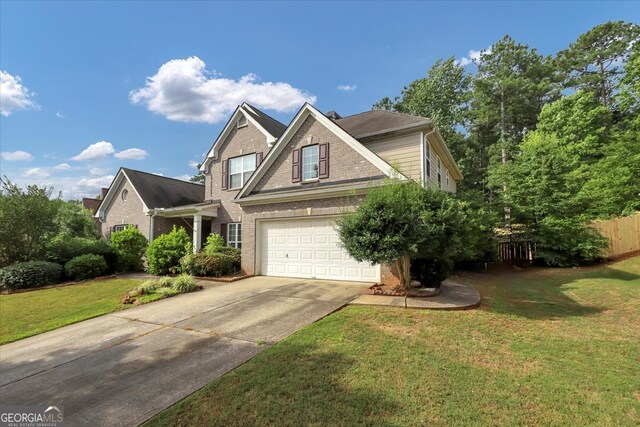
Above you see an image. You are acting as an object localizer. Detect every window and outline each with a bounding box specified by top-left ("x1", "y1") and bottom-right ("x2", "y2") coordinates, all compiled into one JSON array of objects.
[
  {"x1": 237, "y1": 115, "x2": 247, "y2": 128},
  {"x1": 446, "y1": 169, "x2": 450, "y2": 189},
  {"x1": 437, "y1": 157, "x2": 442, "y2": 189},
  {"x1": 113, "y1": 224, "x2": 136, "y2": 232},
  {"x1": 121, "y1": 189, "x2": 128, "y2": 201},
  {"x1": 227, "y1": 223, "x2": 242, "y2": 248},
  {"x1": 425, "y1": 143, "x2": 431, "y2": 181},
  {"x1": 302, "y1": 145, "x2": 319, "y2": 181},
  {"x1": 229, "y1": 154, "x2": 256, "y2": 189}
]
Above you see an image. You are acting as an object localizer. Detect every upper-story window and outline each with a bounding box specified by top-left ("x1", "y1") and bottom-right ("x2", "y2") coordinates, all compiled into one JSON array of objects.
[
  {"x1": 446, "y1": 169, "x2": 450, "y2": 189},
  {"x1": 237, "y1": 115, "x2": 247, "y2": 129},
  {"x1": 302, "y1": 145, "x2": 319, "y2": 181},
  {"x1": 229, "y1": 154, "x2": 256, "y2": 189},
  {"x1": 437, "y1": 157, "x2": 442, "y2": 189}
]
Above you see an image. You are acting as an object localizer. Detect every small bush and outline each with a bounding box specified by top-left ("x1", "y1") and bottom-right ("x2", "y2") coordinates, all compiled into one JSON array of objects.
[
  {"x1": 410, "y1": 257, "x2": 453, "y2": 288},
  {"x1": 145, "y1": 226, "x2": 192, "y2": 275},
  {"x1": 180, "y1": 252, "x2": 239, "y2": 277},
  {"x1": 110, "y1": 226, "x2": 148, "y2": 272},
  {"x1": 203, "y1": 233, "x2": 224, "y2": 255},
  {"x1": 534, "y1": 217, "x2": 608, "y2": 267},
  {"x1": 45, "y1": 235, "x2": 118, "y2": 272},
  {"x1": 134, "y1": 279, "x2": 159, "y2": 295},
  {"x1": 64, "y1": 254, "x2": 108, "y2": 281},
  {"x1": 172, "y1": 274, "x2": 197, "y2": 293},
  {"x1": 157, "y1": 276, "x2": 174, "y2": 288},
  {"x1": 0, "y1": 261, "x2": 63, "y2": 291},
  {"x1": 156, "y1": 287, "x2": 180, "y2": 297}
]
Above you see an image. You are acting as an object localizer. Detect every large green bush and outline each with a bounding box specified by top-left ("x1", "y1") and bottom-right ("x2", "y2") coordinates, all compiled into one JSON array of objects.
[
  {"x1": 64, "y1": 254, "x2": 108, "y2": 280},
  {"x1": 203, "y1": 233, "x2": 224, "y2": 255},
  {"x1": 45, "y1": 235, "x2": 118, "y2": 272},
  {"x1": 110, "y1": 226, "x2": 148, "y2": 271},
  {"x1": 145, "y1": 226, "x2": 192, "y2": 275},
  {"x1": 179, "y1": 251, "x2": 239, "y2": 277},
  {"x1": 533, "y1": 217, "x2": 608, "y2": 267},
  {"x1": 0, "y1": 261, "x2": 63, "y2": 291}
]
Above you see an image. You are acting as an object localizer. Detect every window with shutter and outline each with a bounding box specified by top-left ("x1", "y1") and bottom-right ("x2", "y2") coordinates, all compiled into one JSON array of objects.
[{"x1": 301, "y1": 145, "x2": 319, "y2": 181}]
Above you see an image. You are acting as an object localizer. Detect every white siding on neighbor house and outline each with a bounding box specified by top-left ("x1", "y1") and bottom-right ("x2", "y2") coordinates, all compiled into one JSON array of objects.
[{"x1": 363, "y1": 133, "x2": 422, "y2": 182}]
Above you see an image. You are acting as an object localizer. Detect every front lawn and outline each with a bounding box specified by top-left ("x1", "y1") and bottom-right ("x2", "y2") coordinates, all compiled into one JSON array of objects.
[
  {"x1": 0, "y1": 278, "x2": 142, "y2": 345},
  {"x1": 147, "y1": 256, "x2": 640, "y2": 426}
]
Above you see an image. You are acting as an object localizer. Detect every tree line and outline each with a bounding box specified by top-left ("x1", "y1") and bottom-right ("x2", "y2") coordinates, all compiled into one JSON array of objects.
[{"x1": 374, "y1": 21, "x2": 639, "y2": 266}]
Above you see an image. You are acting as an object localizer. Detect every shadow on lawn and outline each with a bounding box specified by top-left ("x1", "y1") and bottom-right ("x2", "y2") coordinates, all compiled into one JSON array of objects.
[
  {"x1": 472, "y1": 264, "x2": 640, "y2": 320},
  {"x1": 149, "y1": 341, "x2": 400, "y2": 426}
]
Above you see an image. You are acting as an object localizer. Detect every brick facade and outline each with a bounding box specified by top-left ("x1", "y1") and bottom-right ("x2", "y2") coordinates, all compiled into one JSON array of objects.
[
  {"x1": 101, "y1": 179, "x2": 150, "y2": 240},
  {"x1": 203, "y1": 119, "x2": 271, "y2": 236},
  {"x1": 252, "y1": 116, "x2": 383, "y2": 193}
]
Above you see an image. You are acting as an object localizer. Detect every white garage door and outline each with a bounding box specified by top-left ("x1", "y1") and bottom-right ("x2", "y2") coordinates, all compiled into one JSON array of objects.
[{"x1": 260, "y1": 218, "x2": 380, "y2": 282}]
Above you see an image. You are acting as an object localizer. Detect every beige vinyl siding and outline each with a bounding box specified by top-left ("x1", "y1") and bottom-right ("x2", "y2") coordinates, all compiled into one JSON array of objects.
[
  {"x1": 363, "y1": 133, "x2": 422, "y2": 182},
  {"x1": 425, "y1": 136, "x2": 457, "y2": 193}
]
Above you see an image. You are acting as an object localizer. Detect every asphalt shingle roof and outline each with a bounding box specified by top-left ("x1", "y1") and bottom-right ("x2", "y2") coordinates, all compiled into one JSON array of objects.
[
  {"x1": 243, "y1": 104, "x2": 287, "y2": 138},
  {"x1": 122, "y1": 168, "x2": 205, "y2": 208},
  {"x1": 334, "y1": 109, "x2": 431, "y2": 139}
]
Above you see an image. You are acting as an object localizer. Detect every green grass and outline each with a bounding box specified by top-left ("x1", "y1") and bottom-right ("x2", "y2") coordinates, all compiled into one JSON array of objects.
[
  {"x1": 147, "y1": 257, "x2": 640, "y2": 426},
  {"x1": 0, "y1": 278, "x2": 142, "y2": 345}
]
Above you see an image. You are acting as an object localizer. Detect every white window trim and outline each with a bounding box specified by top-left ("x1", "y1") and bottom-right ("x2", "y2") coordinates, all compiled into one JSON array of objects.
[
  {"x1": 302, "y1": 144, "x2": 319, "y2": 182},
  {"x1": 228, "y1": 223, "x2": 242, "y2": 248},
  {"x1": 229, "y1": 154, "x2": 256, "y2": 189}
]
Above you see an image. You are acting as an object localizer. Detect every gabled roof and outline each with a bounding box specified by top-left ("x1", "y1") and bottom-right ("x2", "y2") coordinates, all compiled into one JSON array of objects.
[
  {"x1": 235, "y1": 103, "x2": 407, "y2": 200},
  {"x1": 95, "y1": 168, "x2": 205, "y2": 218},
  {"x1": 334, "y1": 109, "x2": 432, "y2": 139},
  {"x1": 200, "y1": 103, "x2": 287, "y2": 172},
  {"x1": 242, "y1": 103, "x2": 287, "y2": 138}
]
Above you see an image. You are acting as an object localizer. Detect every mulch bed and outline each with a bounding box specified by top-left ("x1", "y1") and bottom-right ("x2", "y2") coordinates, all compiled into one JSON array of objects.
[{"x1": 364, "y1": 283, "x2": 441, "y2": 297}]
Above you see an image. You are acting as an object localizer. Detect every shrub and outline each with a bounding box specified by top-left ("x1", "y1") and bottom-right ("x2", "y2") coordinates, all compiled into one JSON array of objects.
[
  {"x1": 64, "y1": 254, "x2": 108, "y2": 280},
  {"x1": 145, "y1": 226, "x2": 192, "y2": 275},
  {"x1": 156, "y1": 287, "x2": 180, "y2": 297},
  {"x1": 533, "y1": 217, "x2": 608, "y2": 267},
  {"x1": 110, "y1": 226, "x2": 148, "y2": 272},
  {"x1": 172, "y1": 274, "x2": 197, "y2": 293},
  {"x1": 219, "y1": 246, "x2": 241, "y2": 270},
  {"x1": 134, "y1": 279, "x2": 159, "y2": 296},
  {"x1": 0, "y1": 261, "x2": 63, "y2": 291},
  {"x1": 203, "y1": 233, "x2": 224, "y2": 255},
  {"x1": 410, "y1": 257, "x2": 453, "y2": 288},
  {"x1": 156, "y1": 276, "x2": 174, "y2": 288},
  {"x1": 180, "y1": 252, "x2": 239, "y2": 277},
  {"x1": 45, "y1": 235, "x2": 118, "y2": 273}
]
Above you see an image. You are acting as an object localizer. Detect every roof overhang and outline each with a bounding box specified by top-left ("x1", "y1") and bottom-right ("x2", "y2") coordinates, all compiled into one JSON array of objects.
[
  {"x1": 235, "y1": 103, "x2": 407, "y2": 201},
  {"x1": 200, "y1": 103, "x2": 279, "y2": 172},
  {"x1": 234, "y1": 180, "x2": 389, "y2": 207},
  {"x1": 150, "y1": 201, "x2": 220, "y2": 218}
]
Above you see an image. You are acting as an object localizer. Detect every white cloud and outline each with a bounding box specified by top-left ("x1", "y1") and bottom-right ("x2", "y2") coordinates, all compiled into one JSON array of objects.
[
  {"x1": 74, "y1": 175, "x2": 115, "y2": 191},
  {"x1": 129, "y1": 56, "x2": 316, "y2": 124},
  {"x1": 0, "y1": 71, "x2": 39, "y2": 117},
  {"x1": 337, "y1": 84, "x2": 357, "y2": 92},
  {"x1": 56, "y1": 111, "x2": 65, "y2": 119},
  {"x1": 173, "y1": 174, "x2": 192, "y2": 182},
  {"x1": 455, "y1": 46, "x2": 492, "y2": 67},
  {"x1": 114, "y1": 148, "x2": 148, "y2": 160},
  {"x1": 1, "y1": 150, "x2": 33, "y2": 161},
  {"x1": 188, "y1": 160, "x2": 200, "y2": 169},
  {"x1": 54, "y1": 163, "x2": 72, "y2": 170},
  {"x1": 23, "y1": 167, "x2": 49, "y2": 178},
  {"x1": 72, "y1": 141, "x2": 115, "y2": 161},
  {"x1": 90, "y1": 167, "x2": 108, "y2": 176}
]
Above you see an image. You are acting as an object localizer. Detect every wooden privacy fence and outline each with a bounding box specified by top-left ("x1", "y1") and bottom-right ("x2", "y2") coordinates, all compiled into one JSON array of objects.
[
  {"x1": 590, "y1": 212, "x2": 640, "y2": 258},
  {"x1": 497, "y1": 241, "x2": 535, "y2": 263}
]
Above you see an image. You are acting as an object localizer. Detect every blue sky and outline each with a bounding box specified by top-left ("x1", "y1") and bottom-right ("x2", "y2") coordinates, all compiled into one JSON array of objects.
[{"x1": 1, "y1": 1, "x2": 638, "y2": 199}]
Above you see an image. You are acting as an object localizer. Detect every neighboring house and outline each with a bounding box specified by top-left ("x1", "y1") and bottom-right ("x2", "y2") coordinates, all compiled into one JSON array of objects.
[
  {"x1": 95, "y1": 168, "x2": 214, "y2": 242},
  {"x1": 97, "y1": 102, "x2": 462, "y2": 284},
  {"x1": 83, "y1": 187, "x2": 109, "y2": 235}
]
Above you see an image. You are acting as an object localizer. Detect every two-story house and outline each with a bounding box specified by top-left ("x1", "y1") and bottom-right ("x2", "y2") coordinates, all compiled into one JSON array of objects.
[{"x1": 96, "y1": 103, "x2": 462, "y2": 284}]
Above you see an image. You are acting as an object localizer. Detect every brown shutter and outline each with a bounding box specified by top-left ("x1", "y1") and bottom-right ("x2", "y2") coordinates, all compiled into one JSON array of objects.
[
  {"x1": 256, "y1": 152, "x2": 263, "y2": 167},
  {"x1": 292, "y1": 148, "x2": 301, "y2": 182},
  {"x1": 220, "y1": 223, "x2": 228, "y2": 246},
  {"x1": 319, "y1": 143, "x2": 329, "y2": 179},
  {"x1": 221, "y1": 159, "x2": 228, "y2": 190}
]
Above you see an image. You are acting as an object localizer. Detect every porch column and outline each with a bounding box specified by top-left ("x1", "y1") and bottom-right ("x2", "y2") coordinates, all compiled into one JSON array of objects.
[{"x1": 193, "y1": 214, "x2": 202, "y2": 253}]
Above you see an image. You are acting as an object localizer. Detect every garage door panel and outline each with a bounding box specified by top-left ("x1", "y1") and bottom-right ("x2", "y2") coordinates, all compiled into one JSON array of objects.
[{"x1": 260, "y1": 218, "x2": 380, "y2": 282}]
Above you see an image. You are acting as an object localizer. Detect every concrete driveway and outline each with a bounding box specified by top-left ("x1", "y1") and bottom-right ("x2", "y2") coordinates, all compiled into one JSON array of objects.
[{"x1": 0, "y1": 277, "x2": 369, "y2": 426}]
